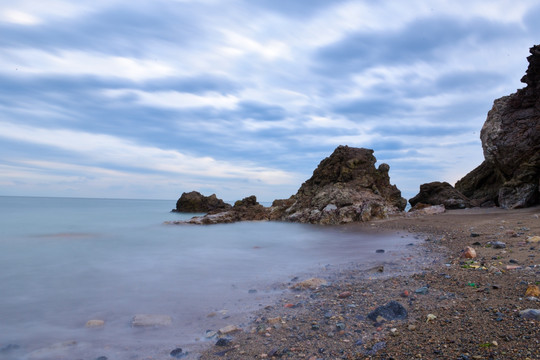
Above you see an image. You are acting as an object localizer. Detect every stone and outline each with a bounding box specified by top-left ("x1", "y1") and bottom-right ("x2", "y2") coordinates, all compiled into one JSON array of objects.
[
  {"x1": 218, "y1": 325, "x2": 241, "y2": 335},
  {"x1": 131, "y1": 314, "x2": 172, "y2": 327},
  {"x1": 85, "y1": 319, "x2": 105, "y2": 328},
  {"x1": 426, "y1": 314, "x2": 437, "y2": 322},
  {"x1": 275, "y1": 146, "x2": 406, "y2": 224},
  {"x1": 527, "y1": 235, "x2": 540, "y2": 243},
  {"x1": 367, "y1": 301, "x2": 408, "y2": 322},
  {"x1": 519, "y1": 309, "x2": 540, "y2": 320},
  {"x1": 415, "y1": 286, "x2": 429, "y2": 295},
  {"x1": 338, "y1": 291, "x2": 352, "y2": 299},
  {"x1": 170, "y1": 348, "x2": 188, "y2": 359},
  {"x1": 409, "y1": 182, "x2": 471, "y2": 209},
  {"x1": 456, "y1": 45, "x2": 540, "y2": 208},
  {"x1": 291, "y1": 278, "x2": 328, "y2": 290},
  {"x1": 490, "y1": 241, "x2": 506, "y2": 249},
  {"x1": 525, "y1": 285, "x2": 540, "y2": 297},
  {"x1": 173, "y1": 191, "x2": 231, "y2": 213},
  {"x1": 461, "y1": 246, "x2": 477, "y2": 259},
  {"x1": 407, "y1": 204, "x2": 446, "y2": 216},
  {"x1": 215, "y1": 338, "x2": 232, "y2": 347},
  {"x1": 185, "y1": 195, "x2": 270, "y2": 224}
]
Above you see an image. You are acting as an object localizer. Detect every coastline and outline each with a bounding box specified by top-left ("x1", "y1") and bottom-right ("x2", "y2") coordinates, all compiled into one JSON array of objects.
[{"x1": 197, "y1": 207, "x2": 540, "y2": 359}]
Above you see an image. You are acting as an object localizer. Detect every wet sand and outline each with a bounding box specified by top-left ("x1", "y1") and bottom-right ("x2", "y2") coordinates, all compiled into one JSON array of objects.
[{"x1": 198, "y1": 206, "x2": 540, "y2": 360}]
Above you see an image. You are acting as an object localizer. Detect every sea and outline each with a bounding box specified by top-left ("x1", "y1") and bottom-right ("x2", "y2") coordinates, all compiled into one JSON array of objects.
[{"x1": 0, "y1": 196, "x2": 417, "y2": 359}]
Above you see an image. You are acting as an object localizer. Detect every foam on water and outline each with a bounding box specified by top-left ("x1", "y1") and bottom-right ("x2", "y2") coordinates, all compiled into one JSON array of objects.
[{"x1": 0, "y1": 196, "x2": 413, "y2": 359}]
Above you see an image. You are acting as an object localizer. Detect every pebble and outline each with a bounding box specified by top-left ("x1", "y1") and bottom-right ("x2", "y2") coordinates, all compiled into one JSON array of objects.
[
  {"x1": 524, "y1": 285, "x2": 540, "y2": 297},
  {"x1": 219, "y1": 325, "x2": 241, "y2": 335},
  {"x1": 85, "y1": 319, "x2": 105, "y2": 328},
  {"x1": 170, "y1": 348, "x2": 188, "y2": 359},
  {"x1": 131, "y1": 314, "x2": 172, "y2": 327},
  {"x1": 338, "y1": 291, "x2": 352, "y2": 299},
  {"x1": 215, "y1": 338, "x2": 232, "y2": 347},
  {"x1": 375, "y1": 249, "x2": 385, "y2": 253},
  {"x1": 415, "y1": 286, "x2": 429, "y2": 295},
  {"x1": 462, "y1": 246, "x2": 477, "y2": 259},
  {"x1": 519, "y1": 309, "x2": 540, "y2": 320},
  {"x1": 491, "y1": 241, "x2": 506, "y2": 249}
]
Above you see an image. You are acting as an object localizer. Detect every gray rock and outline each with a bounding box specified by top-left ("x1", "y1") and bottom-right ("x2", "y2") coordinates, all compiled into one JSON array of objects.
[
  {"x1": 491, "y1": 241, "x2": 507, "y2": 249},
  {"x1": 367, "y1": 301, "x2": 408, "y2": 322},
  {"x1": 409, "y1": 182, "x2": 471, "y2": 209},
  {"x1": 131, "y1": 314, "x2": 172, "y2": 327},
  {"x1": 519, "y1": 309, "x2": 540, "y2": 320}
]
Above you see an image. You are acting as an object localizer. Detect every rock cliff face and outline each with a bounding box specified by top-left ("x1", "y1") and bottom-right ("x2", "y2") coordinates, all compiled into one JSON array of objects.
[
  {"x1": 409, "y1": 182, "x2": 471, "y2": 209},
  {"x1": 276, "y1": 146, "x2": 407, "y2": 224},
  {"x1": 173, "y1": 191, "x2": 231, "y2": 213},
  {"x1": 456, "y1": 45, "x2": 540, "y2": 208}
]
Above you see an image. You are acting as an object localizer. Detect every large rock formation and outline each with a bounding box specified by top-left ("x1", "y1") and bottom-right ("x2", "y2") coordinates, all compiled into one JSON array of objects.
[
  {"x1": 456, "y1": 45, "x2": 540, "y2": 209},
  {"x1": 171, "y1": 146, "x2": 406, "y2": 225},
  {"x1": 275, "y1": 146, "x2": 407, "y2": 224},
  {"x1": 409, "y1": 181, "x2": 471, "y2": 209},
  {"x1": 172, "y1": 191, "x2": 231, "y2": 213}
]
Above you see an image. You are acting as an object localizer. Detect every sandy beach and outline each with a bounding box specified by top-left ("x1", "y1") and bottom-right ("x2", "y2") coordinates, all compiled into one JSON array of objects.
[{"x1": 197, "y1": 207, "x2": 540, "y2": 360}]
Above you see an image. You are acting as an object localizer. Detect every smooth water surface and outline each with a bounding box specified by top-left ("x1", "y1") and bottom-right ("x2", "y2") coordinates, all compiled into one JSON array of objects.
[{"x1": 0, "y1": 196, "x2": 411, "y2": 359}]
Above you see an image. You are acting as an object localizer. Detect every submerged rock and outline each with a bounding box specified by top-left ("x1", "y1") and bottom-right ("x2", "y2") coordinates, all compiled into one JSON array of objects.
[
  {"x1": 456, "y1": 44, "x2": 540, "y2": 208},
  {"x1": 131, "y1": 314, "x2": 172, "y2": 327}
]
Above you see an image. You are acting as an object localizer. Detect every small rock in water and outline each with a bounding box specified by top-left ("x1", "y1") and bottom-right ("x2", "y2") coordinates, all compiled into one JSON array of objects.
[
  {"x1": 519, "y1": 309, "x2": 540, "y2": 320},
  {"x1": 291, "y1": 278, "x2": 328, "y2": 290},
  {"x1": 375, "y1": 249, "x2": 385, "y2": 253},
  {"x1": 132, "y1": 314, "x2": 172, "y2": 327},
  {"x1": 170, "y1": 348, "x2": 187, "y2": 358},
  {"x1": 85, "y1": 319, "x2": 105, "y2": 328},
  {"x1": 205, "y1": 330, "x2": 217, "y2": 338},
  {"x1": 215, "y1": 338, "x2": 232, "y2": 347},
  {"x1": 96, "y1": 356, "x2": 108, "y2": 360},
  {"x1": 248, "y1": 289, "x2": 257, "y2": 294}
]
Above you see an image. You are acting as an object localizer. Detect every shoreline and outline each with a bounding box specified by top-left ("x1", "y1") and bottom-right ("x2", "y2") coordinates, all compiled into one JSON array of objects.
[{"x1": 197, "y1": 206, "x2": 540, "y2": 359}]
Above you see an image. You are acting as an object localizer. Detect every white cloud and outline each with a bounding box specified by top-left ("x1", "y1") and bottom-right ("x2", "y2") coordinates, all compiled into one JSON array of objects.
[
  {"x1": 0, "y1": 121, "x2": 298, "y2": 186},
  {"x1": 1, "y1": 49, "x2": 176, "y2": 81},
  {"x1": 103, "y1": 89, "x2": 239, "y2": 110}
]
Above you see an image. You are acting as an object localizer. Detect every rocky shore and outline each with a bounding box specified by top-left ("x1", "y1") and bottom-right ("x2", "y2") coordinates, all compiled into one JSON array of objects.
[{"x1": 196, "y1": 207, "x2": 540, "y2": 360}]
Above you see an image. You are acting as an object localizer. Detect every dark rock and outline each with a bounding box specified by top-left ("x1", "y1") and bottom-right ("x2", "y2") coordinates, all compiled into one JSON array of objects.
[
  {"x1": 275, "y1": 146, "x2": 406, "y2": 224},
  {"x1": 491, "y1": 241, "x2": 507, "y2": 249},
  {"x1": 173, "y1": 191, "x2": 231, "y2": 213},
  {"x1": 456, "y1": 45, "x2": 540, "y2": 209},
  {"x1": 415, "y1": 286, "x2": 429, "y2": 295},
  {"x1": 170, "y1": 348, "x2": 187, "y2": 358},
  {"x1": 178, "y1": 146, "x2": 406, "y2": 225},
  {"x1": 367, "y1": 301, "x2": 408, "y2": 322},
  {"x1": 375, "y1": 249, "x2": 385, "y2": 253},
  {"x1": 215, "y1": 338, "x2": 232, "y2": 347},
  {"x1": 96, "y1": 357, "x2": 108, "y2": 360},
  {"x1": 409, "y1": 181, "x2": 471, "y2": 209}
]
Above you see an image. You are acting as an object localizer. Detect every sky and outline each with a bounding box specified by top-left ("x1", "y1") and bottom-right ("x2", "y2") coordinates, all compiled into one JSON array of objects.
[{"x1": 0, "y1": 0, "x2": 538, "y2": 202}]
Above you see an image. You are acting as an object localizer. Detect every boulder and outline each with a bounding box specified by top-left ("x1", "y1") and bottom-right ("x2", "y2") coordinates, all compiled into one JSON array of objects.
[
  {"x1": 186, "y1": 195, "x2": 269, "y2": 224},
  {"x1": 409, "y1": 181, "x2": 471, "y2": 209},
  {"x1": 456, "y1": 45, "x2": 540, "y2": 208},
  {"x1": 276, "y1": 146, "x2": 407, "y2": 224},
  {"x1": 173, "y1": 191, "x2": 231, "y2": 213}
]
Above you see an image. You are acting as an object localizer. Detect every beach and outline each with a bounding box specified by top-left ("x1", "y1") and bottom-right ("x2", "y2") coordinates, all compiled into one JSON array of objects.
[{"x1": 198, "y1": 207, "x2": 540, "y2": 360}]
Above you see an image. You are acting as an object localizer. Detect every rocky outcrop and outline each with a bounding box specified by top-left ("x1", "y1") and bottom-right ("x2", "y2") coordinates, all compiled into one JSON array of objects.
[
  {"x1": 184, "y1": 195, "x2": 269, "y2": 224},
  {"x1": 274, "y1": 146, "x2": 407, "y2": 224},
  {"x1": 456, "y1": 45, "x2": 540, "y2": 208},
  {"x1": 409, "y1": 181, "x2": 471, "y2": 209},
  {"x1": 172, "y1": 191, "x2": 231, "y2": 213},
  {"x1": 170, "y1": 146, "x2": 406, "y2": 225}
]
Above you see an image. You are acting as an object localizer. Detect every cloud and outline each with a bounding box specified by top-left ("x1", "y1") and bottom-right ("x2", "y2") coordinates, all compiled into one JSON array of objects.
[{"x1": 0, "y1": 121, "x2": 299, "y2": 186}]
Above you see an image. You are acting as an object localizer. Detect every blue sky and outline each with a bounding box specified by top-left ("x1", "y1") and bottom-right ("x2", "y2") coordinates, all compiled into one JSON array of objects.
[{"x1": 0, "y1": 1, "x2": 538, "y2": 202}]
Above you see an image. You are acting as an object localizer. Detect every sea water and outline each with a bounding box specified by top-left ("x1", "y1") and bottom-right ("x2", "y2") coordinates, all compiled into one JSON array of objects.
[{"x1": 0, "y1": 196, "x2": 413, "y2": 359}]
